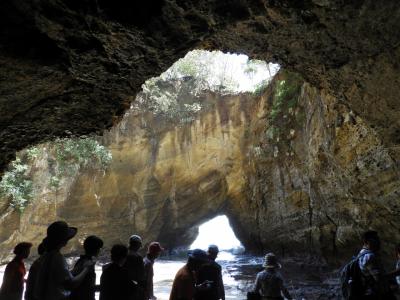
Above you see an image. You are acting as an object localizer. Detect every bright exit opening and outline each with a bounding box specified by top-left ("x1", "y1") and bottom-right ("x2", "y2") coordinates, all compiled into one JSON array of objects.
[{"x1": 189, "y1": 215, "x2": 243, "y2": 252}]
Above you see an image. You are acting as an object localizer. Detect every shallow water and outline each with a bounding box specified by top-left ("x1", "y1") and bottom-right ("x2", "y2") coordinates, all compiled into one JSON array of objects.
[
  {"x1": 0, "y1": 252, "x2": 340, "y2": 300},
  {"x1": 150, "y1": 251, "x2": 250, "y2": 300}
]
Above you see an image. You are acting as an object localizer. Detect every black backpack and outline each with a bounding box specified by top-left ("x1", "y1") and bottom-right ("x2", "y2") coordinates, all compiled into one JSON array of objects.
[
  {"x1": 247, "y1": 291, "x2": 261, "y2": 300},
  {"x1": 340, "y1": 252, "x2": 368, "y2": 300}
]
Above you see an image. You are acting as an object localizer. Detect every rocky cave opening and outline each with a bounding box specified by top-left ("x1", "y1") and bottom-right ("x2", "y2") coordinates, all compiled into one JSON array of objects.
[
  {"x1": 0, "y1": 50, "x2": 280, "y2": 259},
  {"x1": 189, "y1": 215, "x2": 243, "y2": 252},
  {"x1": 1, "y1": 2, "x2": 400, "y2": 299}
]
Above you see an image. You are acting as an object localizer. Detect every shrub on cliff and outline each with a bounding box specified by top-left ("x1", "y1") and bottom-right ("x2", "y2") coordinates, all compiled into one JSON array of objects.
[
  {"x1": 48, "y1": 137, "x2": 112, "y2": 190},
  {"x1": 0, "y1": 137, "x2": 112, "y2": 211},
  {"x1": 0, "y1": 158, "x2": 33, "y2": 212}
]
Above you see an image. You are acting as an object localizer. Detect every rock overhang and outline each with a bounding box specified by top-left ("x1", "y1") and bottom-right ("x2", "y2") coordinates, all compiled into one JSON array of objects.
[{"x1": 1, "y1": 0, "x2": 400, "y2": 173}]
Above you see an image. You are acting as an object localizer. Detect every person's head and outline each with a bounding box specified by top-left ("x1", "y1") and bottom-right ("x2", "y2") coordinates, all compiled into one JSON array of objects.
[
  {"x1": 111, "y1": 244, "x2": 128, "y2": 266},
  {"x1": 46, "y1": 221, "x2": 77, "y2": 251},
  {"x1": 395, "y1": 244, "x2": 400, "y2": 259},
  {"x1": 128, "y1": 235, "x2": 142, "y2": 252},
  {"x1": 362, "y1": 230, "x2": 381, "y2": 251},
  {"x1": 84, "y1": 235, "x2": 104, "y2": 257},
  {"x1": 14, "y1": 242, "x2": 32, "y2": 259},
  {"x1": 187, "y1": 249, "x2": 209, "y2": 271},
  {"x1": 262, "y1": 253, "x2": 281, "y2": 270},
  {"x1": 147, "y1": 242, "x2": 164, "y2": 259},
  {"x1": 207, "y1": 244, "x2": 219, "y2": 261}
]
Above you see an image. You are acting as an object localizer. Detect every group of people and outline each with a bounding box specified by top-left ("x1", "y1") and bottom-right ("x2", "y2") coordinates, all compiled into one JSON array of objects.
[
  {"x1": 1, "y1": 222, "x2": 400, "y2": 300},
  {"x1": 248, "y1": 230, "x2": 400, "y2": 300},
  {"x1": 0, "y1": 220, "x2": 226, "y2": 300}
]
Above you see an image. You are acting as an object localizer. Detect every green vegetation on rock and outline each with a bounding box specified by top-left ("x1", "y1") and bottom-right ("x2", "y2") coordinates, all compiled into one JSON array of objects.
[
  {"x1": 262, "y1": 71, "x2": 304, "y2": 157},
  {"x1": 0, "y1": 137, "x2": 112, "y2": 211},
  {"x1": 137, "y1": 50, "x2": 279, "y2": 122},
  {"x1": 0, "y1": 158, "x2": 33, "y2": 212},
  {"x1": 49, "y1": 137, "x2": 112, "y2": 191},
  {"x1": 269, "y1": 72, "x2": 303, "y2": 123}
]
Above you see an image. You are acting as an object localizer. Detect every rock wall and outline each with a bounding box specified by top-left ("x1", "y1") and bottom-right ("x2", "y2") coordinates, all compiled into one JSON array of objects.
[
  {"x1": 230, "y1": 74, "x2": 400, "y2": 262},
  {"x1": 0, "y1": 89, "x2": 258, "y2": 258},
  {"x1": 1, "y1": 72, "x2": 399, "y2": 263},
  {"x1": 1, "y1": 0, "x2": 400, "y2": 177}
]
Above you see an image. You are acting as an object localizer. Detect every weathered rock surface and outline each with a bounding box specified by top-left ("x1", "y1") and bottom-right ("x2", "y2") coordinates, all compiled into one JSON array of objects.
[
  {"x1": 1, "y1": 0, "x2": 400, "y2": 176},
  {"x1": 1, "y1": 73, "x2": 399, "y2": 264}
]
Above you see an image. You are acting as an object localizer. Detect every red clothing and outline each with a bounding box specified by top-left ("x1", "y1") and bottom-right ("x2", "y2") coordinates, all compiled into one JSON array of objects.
[
  {"x1": 169, "y1": 265, "x2": 195, "y2": 300},
  {"x1": 0, "y1": 257, "x2": 26, "y2": 300}
]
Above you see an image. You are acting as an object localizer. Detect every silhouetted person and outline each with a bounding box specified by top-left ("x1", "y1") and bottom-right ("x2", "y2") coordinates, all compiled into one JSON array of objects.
[
  {"x1": 25, "y1": 242, "x2": 46, "y2": 300},
  {"x1": 252, "y1": 253, "x2": 292, "y2": 300},
  {"x1": 389, "y1": 244, "x2": 400, "y2": 298},
  {"x1": 195, "y1": 245, "x2": 225, "y2": 300},
  {"x1": 169, "y1": 249, "x2": 209, "y2": 300},
  {"x1": 144, "y1": 242, "x2": 164, "y2": 300},
  {"x1": 358, "y1": 230, "x2": 395, "y2": 299},
  {"x1": 100, "y1": 244, "x2": 136, "y2": 300},
  {"x1": 70, "y1": 235, "x2": 104, "y2": 300},
  {"x1": 124, "y1": 234, "x2": 145, "y2": 299},
  {"x1": 0, "y1": 242, "x2": 32, "y2": 300},
  {"x1": 396, "y1": 244, "x2": 400, "y2": 290},
  {"x1": 34, "y1": 221, "x2": 95, "y2": 300}
]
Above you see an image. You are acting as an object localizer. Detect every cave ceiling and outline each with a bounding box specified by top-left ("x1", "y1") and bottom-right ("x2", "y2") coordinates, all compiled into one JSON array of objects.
[{"x1": 1, "y1": 0, "x2": 400, "y2": 172}]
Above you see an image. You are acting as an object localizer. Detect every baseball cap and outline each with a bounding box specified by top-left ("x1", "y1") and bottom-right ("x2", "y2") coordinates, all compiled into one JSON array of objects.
[{"x1": 129, "y1": 235, "x2": 142, "y2": 244}]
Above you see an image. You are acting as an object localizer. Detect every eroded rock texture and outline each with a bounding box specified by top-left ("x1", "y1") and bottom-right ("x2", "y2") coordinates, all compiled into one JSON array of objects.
[
  {"x1": 1, "y1": 0, "x2": 400, "y2": 173},
  {"x1": 1, "y1": 1, "x2": 400, "y2": 263},
  {"x1": 1, "y1": 72, "x2": 399, "y2": 264},
  {"x1": 0, "y1": 88, "x2": 259, "y2": 258}
]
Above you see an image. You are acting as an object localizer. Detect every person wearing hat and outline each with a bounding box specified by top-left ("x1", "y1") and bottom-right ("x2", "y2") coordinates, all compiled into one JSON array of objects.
[
  {"x1": 25, "y1": 242, "x2": 46, "y2": 300},
  {"x1": 70, "y1": 235, "x2": 104, "y2": 300},
  {"x1": 143, "y1": 242, "x2": 164, "y2": 300},
  {"x1": 252, "y1": 253, "x2": 292, "y2": 300},
  {"x1": 0, "y1": 242, "x2": 32, "y2": 300},
  {"x1": 34, "y1": 221, "x2": 95, "y2": 300},
  {"x1": 195, "y1": 245, "x2": 225, "y2": 300},
  {"x1": 169, "y1": 249, "x2": 209, "y2": 300},
  {"x1": 124, "y1": 234, "x2": 146, "y2": 299}
]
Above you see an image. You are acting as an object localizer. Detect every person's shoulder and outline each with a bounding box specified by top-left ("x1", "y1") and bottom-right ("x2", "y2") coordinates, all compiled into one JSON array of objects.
[
  {"x1": 274, "y1": 271, "x2": 285, "y2": 280},
  {"x1": 256, "y1": 270, "x2": 267, "y2": 277},
  {"x1": 177, "y1": 265, "x2": 189, "y2": 276},
  {"x1": 30, "y1": 256, "x2": 44, "y2": 268},
  {"x1": 102, "y1": 262, "x2": 113, "y2": 272},
  {"x1": 128, "y1": 252, "x2": 142, "y2": 259},
  {"x1": 211, "y1": 261, "x2": 222, "y2": 269},
  {"x1": 50, "y1": 250, "x2": 65, "y2": 260},
  {"x1": 358, "y1": 248, "x2": 375, "y2": 256},
  {"x1": 8, "y1": 258, "x2": 19, "y2": 266},
  {"x1": 126, "y1": 253, "x2": 143, "y2": 263},
  {"x1": 5, "y1": 259, "x2": 19, "y2": 270},
  {"x1": 143, "y1": 256, "x2": 151, "y2": 264},
  {"x1": 361, "y1": 250, "x2": 376, "y2": 262},
  {"x1": 45, "y1": 250, "x2": 67, "y2": 267},
  {"x1": 74, "y1": 255, "x2": 88, "y2": 265}
]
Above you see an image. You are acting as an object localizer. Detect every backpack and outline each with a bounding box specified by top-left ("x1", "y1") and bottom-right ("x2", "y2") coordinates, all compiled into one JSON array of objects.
[
  {"x1": 247, "y1": 291, "x2": 261, "y2": 300},
  {"x1": 340, "y1": 252, "x2": 368, "y2": 300}
]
